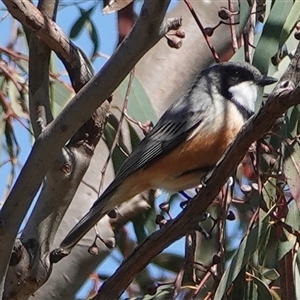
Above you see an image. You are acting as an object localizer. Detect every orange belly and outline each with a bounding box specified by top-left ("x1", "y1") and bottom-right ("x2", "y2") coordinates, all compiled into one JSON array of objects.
[
  {"x1": 105, "y1": 108, "x2": 246, "y2": 211},
  {"x1": 120, "y1": 115, "x2": 244, "y2": 194}
]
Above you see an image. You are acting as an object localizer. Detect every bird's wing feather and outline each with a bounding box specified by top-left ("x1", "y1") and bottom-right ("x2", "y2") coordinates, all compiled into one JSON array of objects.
[
  {"x1": 59, "y1": 99, "x2": 205, "y2": 251},
  {"x1": 97, "y1": 99, "x2": 206, "y2": 202},
  {"x1": 59, "y1": 77, "x2": 210, "y2": 251}
]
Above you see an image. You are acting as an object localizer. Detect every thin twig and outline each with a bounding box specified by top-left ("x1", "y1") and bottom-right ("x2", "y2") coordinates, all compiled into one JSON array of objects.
[
  {"x1": 0, "y1": 60, "x2": 24, "y2": 92},
  {"x1": 0, "y1": 89, "x2": 33, "y2": 135},
  {"x1": 217, "y1": 182, "x2": 232, "y2": 277},
  {"x1": 112, "y1": 104, "x2": 148, "y2": 132},
  {"x1": 243, "y1": 0, "x2": 257, "y2": 63},
  {"x1": 183, "y1": 0, "x2": 220, "y2": 63},
  {"x1": 228, "y1": 0, "x2": 238, "y2": 52},
  {"x1": 99, "y1": 68, "x2": 135, "y2": 195},
  {"x1": 0, "y1": 46, "x2": 74, "y2": 91},
  {"x1": 92, "y1": 52, "x2": 111, "y2": 60},
  {"x1": 0, "y1": 12, "x2": 9, "y2": 23},
  {"x1": 192, "y1": 269, "x2": 213, "y2": 300}
]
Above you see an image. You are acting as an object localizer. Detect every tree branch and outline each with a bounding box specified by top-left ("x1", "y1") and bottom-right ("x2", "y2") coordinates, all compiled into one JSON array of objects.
[
  {"x1": 2, "y1": 0, "x2": 92, "y2": 90},
  {"x1": 0, "y1": 0, "x2": 173, "y2": 294},
  {"x1": 3, "y1": 0, "x2": 112, "y2": 297},
  {"x1": 28, "y1": 0, "x2": 57, "y2": 137}
]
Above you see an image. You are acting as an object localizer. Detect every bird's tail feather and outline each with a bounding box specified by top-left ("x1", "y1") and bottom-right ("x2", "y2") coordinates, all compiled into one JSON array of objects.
[{"x1": 59, "y1": 197, "x2": 109, "y2": 252}]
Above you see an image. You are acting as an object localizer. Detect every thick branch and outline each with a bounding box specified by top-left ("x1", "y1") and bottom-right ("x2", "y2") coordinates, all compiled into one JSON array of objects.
[
  {"x1": 0, "y1": 0, "x2": 172, "y2": 291},
  {"x1": 94, "y1": 86, "x2": 300, "y2": 299},
  {"x1": 3, "y1": 0, "x2": 113, "y2": 298},
  {"x1": 2, "y1": 0, "x2": 91, "y2": 89},
  {"x1": 28, "y1": 0, "x2": 57, "y2": 139}
]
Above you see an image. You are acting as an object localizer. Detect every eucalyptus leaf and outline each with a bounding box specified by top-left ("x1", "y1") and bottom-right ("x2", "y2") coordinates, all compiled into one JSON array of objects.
[
  {"x1": 262, "y1": 268, "x2": 280, "y2": 281},
  {"x1": 239, "y1": 0, "x2": 251, "y2": 32},
  {"x1": 248, "y1": 273, "x2": 273, "y2": 300},
  {"x1": 283, "y1": 140, "x2": 300, "y2": 207},
  {"x1": 214, "y1": 221, "x2": 270, "y2": 300},
  {"x1": 252, "y1": 0, "x2": 294, "y2": 74},
  {"x1": 69, "y1": 6, "x2": 95, "y2": 39},
  {"x1": 50, "y1": 80, "x2": 75, "y2": 118},
  {"x1": 276, "y1": 201, "x2": 299, "y2": 260},
  {"x1": 278, "y1": 0, "x2": 300, "y2": 49},
  {"x1": 7, "y1": 74, "x2": 28, "y2": 119},
  {"x1": 87, "y1": 20, "x2": 100, "y2": 56},
  {"x1": 117, "y1": 75, "x2": 157, "y2": 124},
  {"x1": 103, "y1": 114, "x2": 130, "y2": 173}
]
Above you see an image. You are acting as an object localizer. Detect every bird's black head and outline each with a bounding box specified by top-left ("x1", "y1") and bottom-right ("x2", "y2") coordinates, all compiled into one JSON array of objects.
[
  {"x1": 201, "y1": 62, "x2": 277, "y2": 119},
  {"x1": 208, "y1": 62, "x2": 277, "y2": 94}
]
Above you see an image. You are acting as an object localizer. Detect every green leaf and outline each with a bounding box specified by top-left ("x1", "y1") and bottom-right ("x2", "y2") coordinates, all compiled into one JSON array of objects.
[
  {"x1": 7, "y1": 74, "x2": 28, "y2": 119},
  {"x1": 143, "y1": 203, "x2": 158, "y2": 235},
  {"x1": 283, "y1": 140, "x2": 300, "y2": 206},
  {"x1": 277, "y1": 201, "x2": 299, "y2": 260},
  {"x1": 131, "y1": 215, "x2": 148, "y2": 244},
  {"x1": 214, "y1": 221, "x2": 270, "y2": 300},
  {"x1": 87, "y1": 20, "x2": 100, "y2": 56},
  {"x1": 262, "y1": 177, "x2": 277, "y2": 209},
  {"x1": 262, "y1": 268, "x2": 280, "y2": 281},
  {"x1": 252, "y1": 0, "x2": 294, "y2": 74},
  {"x1": 131, "y1": 198, "x2": 157, "y2": 244},
  {"x1": 278, "y1": 0, "x2": 300, "y2": 49},
  {"x1": 102, "y1": 114, "x2": 130, "y2": 173},
  {"x1": 264, "y1": 32, "x2": 299, "y2": 95},
  {"x1": 50, "y1": 80, "x2": 75, "y2": 118},
  {"x1": 284, "y1": 105, "x2": 300, "y2": 139},
  {"x1": 127, "y1": 121, "x2": 141, "y2": 151},
  {"x1": 248, "y1": 273, "x2": 273, "y2": 300},
  {"x1": 285, "y1": 198, "x2": 300, "y2": 230},
  {"x1": 69, "y1": 6, "x2": 95, "y2": 39},
  {"x1": 118, "y1": 75, "x2": 157, "y2": 124},
  {"x1": 4, "y1": 122, "x2": 15, "y2": 160},
  {"x1": 49, "y1": 51, "x2": 76, "y2": 117},
  {"x1": 277, "y1": 228, "x2": 297, "y2": 262},
  {"x1": 239, "y1": 0, "x2": 251, "y2": 32}
]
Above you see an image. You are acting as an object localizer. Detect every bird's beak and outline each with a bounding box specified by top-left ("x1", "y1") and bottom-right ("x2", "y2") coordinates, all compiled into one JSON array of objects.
[{"x1": 255, "y1": 75, "x2": 277, "y2": 86}]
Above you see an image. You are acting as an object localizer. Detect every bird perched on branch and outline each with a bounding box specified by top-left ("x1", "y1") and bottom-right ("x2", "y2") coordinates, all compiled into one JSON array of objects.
[{"x1": 60, "y1": 62, "x2": 276, "y2": 252}]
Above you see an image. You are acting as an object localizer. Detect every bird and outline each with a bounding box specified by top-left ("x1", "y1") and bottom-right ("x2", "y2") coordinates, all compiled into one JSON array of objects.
[{"x1": 60, "y1": 62, "x2": 277, "y2": 252}]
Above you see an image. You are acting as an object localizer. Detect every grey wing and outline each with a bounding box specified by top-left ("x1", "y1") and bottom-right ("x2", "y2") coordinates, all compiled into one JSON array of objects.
[
  {"x1": 59, "y1": 111, "x2": 202, "y2": 251},
  {"x1": 95, "y1": 101, "x2": 205, "y2": 204}
]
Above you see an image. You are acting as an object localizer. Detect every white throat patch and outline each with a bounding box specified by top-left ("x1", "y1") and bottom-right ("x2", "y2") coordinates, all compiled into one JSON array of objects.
[{"x1": 228, "y1": 81, "x2": 258, "y2": 113}]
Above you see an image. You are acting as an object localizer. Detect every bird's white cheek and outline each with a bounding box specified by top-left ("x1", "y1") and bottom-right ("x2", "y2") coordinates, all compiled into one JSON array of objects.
[{"x1": 229, "y1": 81, "x2": 258, "y2": 112}]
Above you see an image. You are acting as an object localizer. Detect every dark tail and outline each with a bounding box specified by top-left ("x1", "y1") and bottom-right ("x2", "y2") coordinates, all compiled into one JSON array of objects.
[{"x1": 59, "y1": 196, "x2": 110, "y2": 252}]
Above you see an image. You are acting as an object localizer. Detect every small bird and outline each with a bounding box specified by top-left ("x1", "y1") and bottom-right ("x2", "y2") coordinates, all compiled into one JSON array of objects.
[{"x1": 60, "y1": 62, "x2": 276, "y2": 251}]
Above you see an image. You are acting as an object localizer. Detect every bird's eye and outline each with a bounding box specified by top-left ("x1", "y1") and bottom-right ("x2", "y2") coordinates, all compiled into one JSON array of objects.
[
  {"x1": 233, "y1": 70, "x2": 240, "y2": 78},
  {"x1": 230, "y1": 70, "x2": 240, "y2": 82}
]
